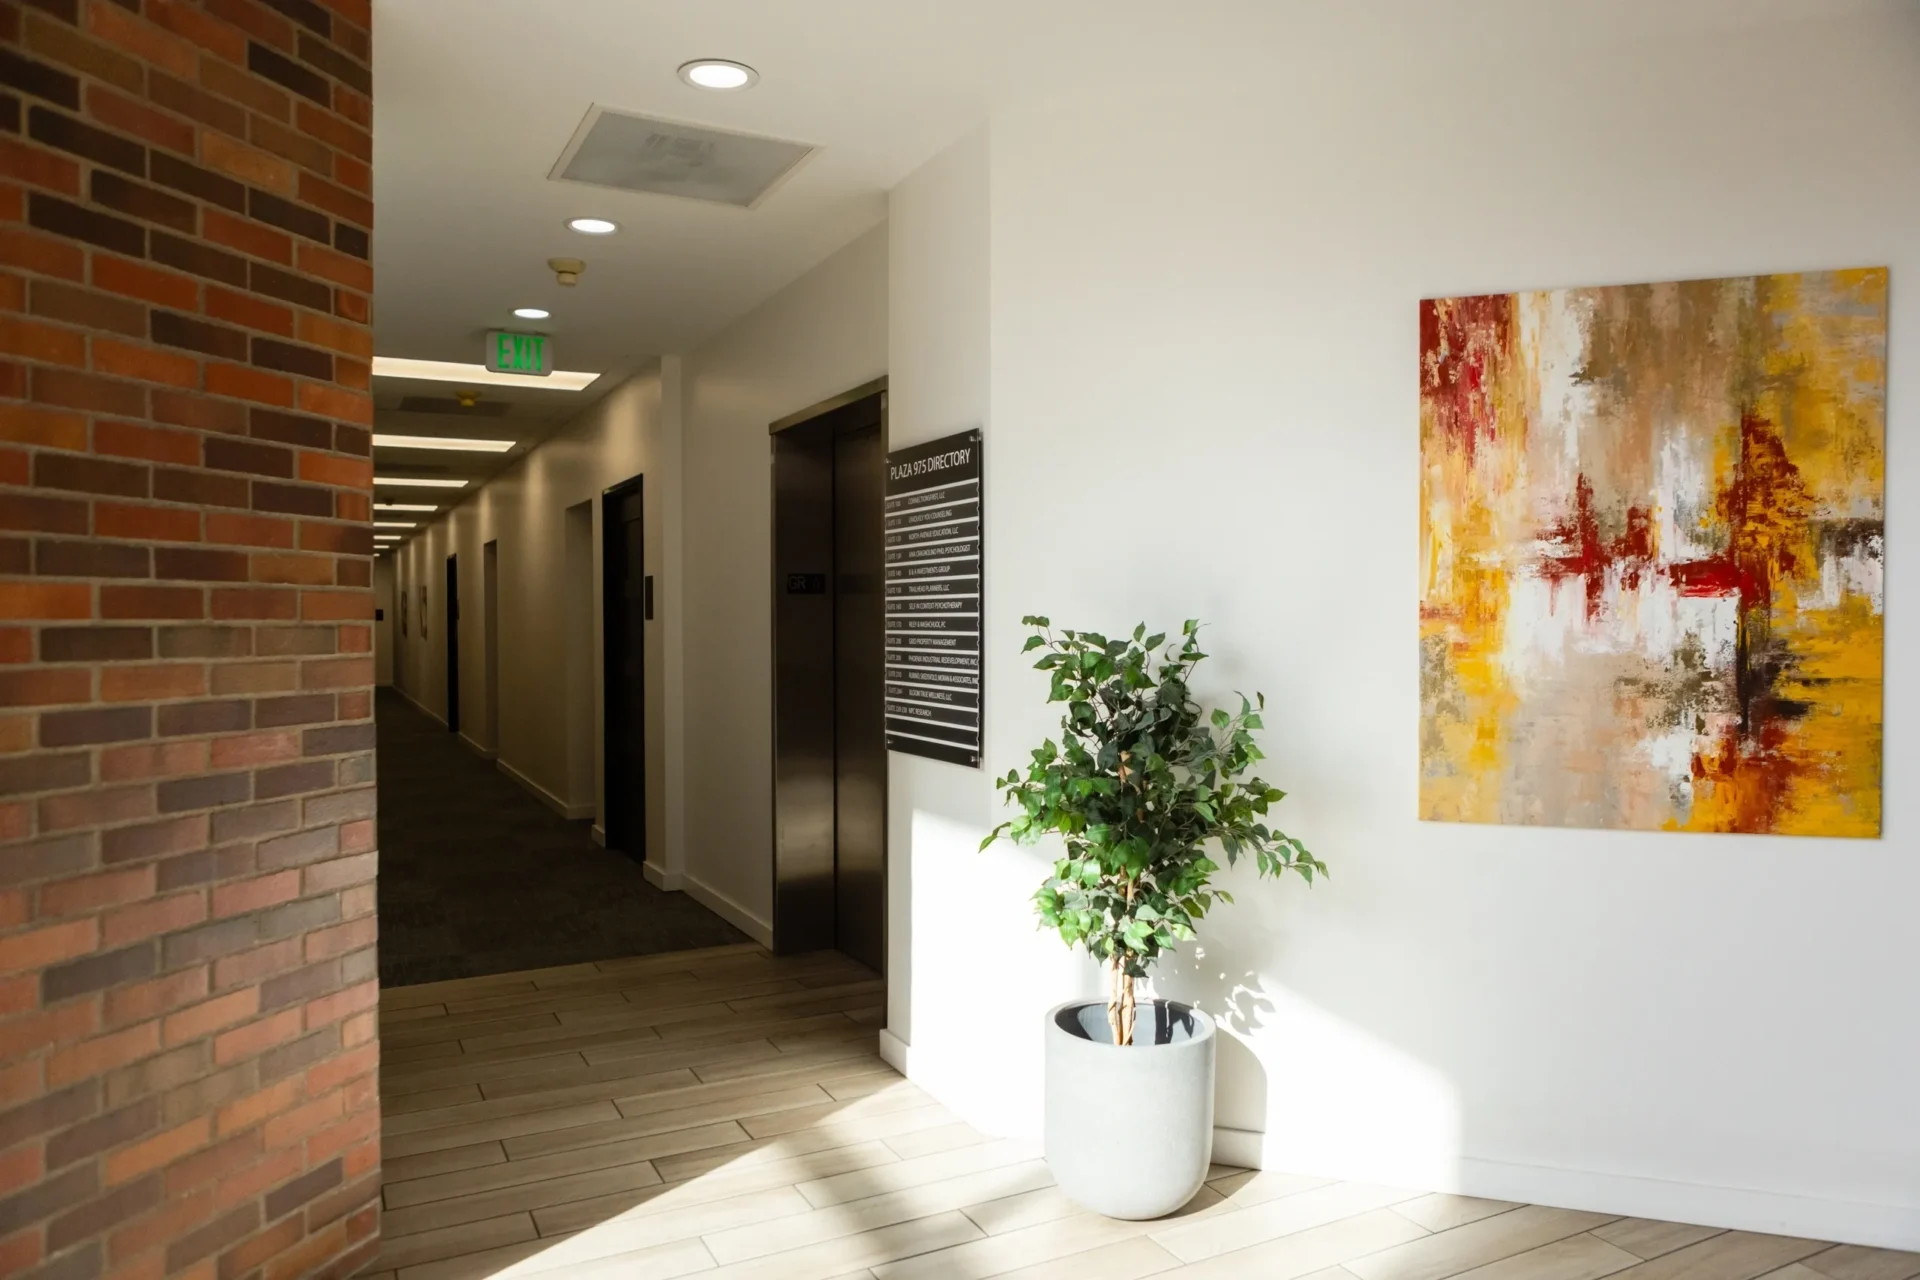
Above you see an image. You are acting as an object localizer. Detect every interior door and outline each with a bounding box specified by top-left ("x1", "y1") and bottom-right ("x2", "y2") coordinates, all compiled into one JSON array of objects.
[
  {"x1": 445, "y1": 554, "x2": 460, "y2": 734},
  {"x1": 602, "y1": 479, "x2": 646, "y2": 860},
  {"x1": 483, "y1": 540, "x2": 499, "y2": 751}
]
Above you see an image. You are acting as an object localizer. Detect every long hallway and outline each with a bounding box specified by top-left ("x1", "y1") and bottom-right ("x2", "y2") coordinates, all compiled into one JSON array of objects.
[{"x1": 377, "y1": 689, "x2": 745, "y2": 987}]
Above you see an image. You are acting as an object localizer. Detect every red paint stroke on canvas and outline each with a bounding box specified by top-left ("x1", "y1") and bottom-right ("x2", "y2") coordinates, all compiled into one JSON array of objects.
[{"x1": 1420, "y1": 293, "x2": 1514, "y2": 463}]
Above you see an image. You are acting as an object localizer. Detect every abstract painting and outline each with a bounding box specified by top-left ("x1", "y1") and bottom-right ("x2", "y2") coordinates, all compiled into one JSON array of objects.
[{"x1": 1419, "y1": 268, "x2": 1886, "y2": 837}]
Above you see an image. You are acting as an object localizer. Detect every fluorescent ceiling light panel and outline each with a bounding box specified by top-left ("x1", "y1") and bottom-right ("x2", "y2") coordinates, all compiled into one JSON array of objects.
[
  {"x1": 373, "y1": 434, "x2": 514, "y2": 453},
  {"x1": 375, "y1": 503, "x2": 436, "y2": 512},
  {"x1": 372, "y1": 356, "x2": 599, "y2": 391},
  {"x1": 375, "y1": 521, "x2": 416, "y2": 529},
  {"x1": 374, "y1": 477, "x2": 466, "y2": 488}
]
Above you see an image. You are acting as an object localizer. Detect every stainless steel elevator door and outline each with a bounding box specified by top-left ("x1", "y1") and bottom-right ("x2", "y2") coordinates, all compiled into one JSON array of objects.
[
  {"x1": 772, "y1": 431, "x2": 836, "y2": 951},
  {"x1": 770, "y1": 385, "x2": 887, "y2": 970},
  {"x1": 832, "y1": 424, "x2": 885, "y2": 972}
]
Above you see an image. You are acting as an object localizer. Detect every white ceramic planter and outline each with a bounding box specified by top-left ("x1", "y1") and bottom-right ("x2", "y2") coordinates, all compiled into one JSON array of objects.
[{"x1": 1043, "y1": 999, "x2": 1216, "y2": 1220}]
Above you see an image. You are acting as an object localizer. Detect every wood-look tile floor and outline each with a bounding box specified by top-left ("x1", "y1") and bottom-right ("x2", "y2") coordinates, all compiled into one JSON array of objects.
[{"x1": 367, "y1": 945, "x2": 1918, "y2": 1280}]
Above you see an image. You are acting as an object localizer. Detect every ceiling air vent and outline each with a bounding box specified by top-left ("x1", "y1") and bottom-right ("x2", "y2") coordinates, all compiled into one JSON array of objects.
[
  {"x1": 549, "y1": 106, "x2": 816, "y2": 209},
  {"x1": 395, "y1": 397, "x2": 511, "y2": 418}
]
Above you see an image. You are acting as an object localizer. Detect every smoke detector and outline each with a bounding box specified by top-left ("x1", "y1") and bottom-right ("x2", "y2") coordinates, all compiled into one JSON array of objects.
[{"x1": 549, "y1": 258, "x2": 584, "y2": 287}]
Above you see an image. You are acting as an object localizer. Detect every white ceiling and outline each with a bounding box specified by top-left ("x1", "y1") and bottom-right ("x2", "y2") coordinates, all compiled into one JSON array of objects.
[
  {"x1": 369, "y1": 0, "x2": 1894, "y2": 428},
  {"x1": 368, "y1": 0, "x2": 1041, "y2": 375}
]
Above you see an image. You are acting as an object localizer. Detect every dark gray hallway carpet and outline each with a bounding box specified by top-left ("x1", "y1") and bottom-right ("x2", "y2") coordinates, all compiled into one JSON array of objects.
[{"x1": 375, "y1": 687, "x2": 745, "y2": 987}]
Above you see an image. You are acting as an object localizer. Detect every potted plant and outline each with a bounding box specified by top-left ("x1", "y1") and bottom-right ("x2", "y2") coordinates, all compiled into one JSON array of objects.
[{"x1": 982, "y1": 617, "x2": 1324, "y2": 1220}]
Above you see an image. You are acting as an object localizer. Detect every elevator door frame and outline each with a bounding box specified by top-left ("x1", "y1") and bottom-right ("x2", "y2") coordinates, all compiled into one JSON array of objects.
[{"x1": 769, "y1": 376, "x2": 888, "y2": 965}]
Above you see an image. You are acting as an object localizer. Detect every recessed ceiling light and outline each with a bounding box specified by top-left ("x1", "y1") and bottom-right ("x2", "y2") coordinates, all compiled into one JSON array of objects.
[
  {"x1": 372, "y1": 356, "x2": 599, "y2": 391},
  {"x1": 678, "y1": 59, "x2": 757, "y2": 90},
  {"x1": 375, "y1": 503, "x2": 437, "y2": 512},
  {"x1": 376, "y1": 521, "x2": 417, "y2": 529},
  {"x1": 566, "y1": 218, "x2": 618, "y2": 236},
  {"x1": 373, "y1": 434, "x2": 515, "y2": 454},
  {"x1": 374, "y1": 477, "x2": 467, "y2": 489},
  {"x1": 513, "y1": 307, "x2": 550, "y2": 320}
]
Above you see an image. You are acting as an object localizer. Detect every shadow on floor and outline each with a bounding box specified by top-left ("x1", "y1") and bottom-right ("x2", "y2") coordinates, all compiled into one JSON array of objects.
[{"x1": 374, "y1": 686, "x2": 744, "y2": 987}]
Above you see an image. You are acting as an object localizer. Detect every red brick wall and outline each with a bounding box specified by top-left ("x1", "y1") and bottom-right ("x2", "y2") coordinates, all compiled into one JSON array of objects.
[{"x1": 0, "y1": 0, "x2": 379, "y2": 1276}]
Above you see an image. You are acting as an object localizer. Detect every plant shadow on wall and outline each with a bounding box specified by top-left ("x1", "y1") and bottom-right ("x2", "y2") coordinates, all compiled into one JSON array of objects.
[{"x1": 983, "y1": 618, "x2": 1323, "y2": 1218}]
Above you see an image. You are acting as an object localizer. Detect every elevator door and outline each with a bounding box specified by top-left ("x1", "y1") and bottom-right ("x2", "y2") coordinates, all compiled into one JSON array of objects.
[
  {"x1": 771, "y1": 385, "x2": 886, "y2": 972},
  {"x1": 832, "y1": 424, "x2": 884, "y2": 972}
]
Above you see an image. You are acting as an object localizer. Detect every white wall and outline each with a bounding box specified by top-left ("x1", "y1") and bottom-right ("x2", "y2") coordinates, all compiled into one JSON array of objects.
[
  {"x1": 885, "y1": 128, "x2": 1043, "y2": 1064},
  {"x1": 889, "y1": 6, "x2": 1919, "y2": 1249},
  {"x1": 679, "y1": 224, "x2": 890, "y2": 939},
  {"x1": 390, "y1": 368, "x2": 680, "y2": 870}
]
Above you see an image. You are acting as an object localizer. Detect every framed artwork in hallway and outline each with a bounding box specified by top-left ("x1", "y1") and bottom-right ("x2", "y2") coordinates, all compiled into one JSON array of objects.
[{"x1": 1419, "y1": 267, "x2": 1886, "y2": 837}]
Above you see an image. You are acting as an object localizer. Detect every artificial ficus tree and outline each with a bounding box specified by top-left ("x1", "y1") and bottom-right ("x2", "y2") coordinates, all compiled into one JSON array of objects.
[{"x1": 982, "y1": 618, "x2": 1325, "y2": 1046}]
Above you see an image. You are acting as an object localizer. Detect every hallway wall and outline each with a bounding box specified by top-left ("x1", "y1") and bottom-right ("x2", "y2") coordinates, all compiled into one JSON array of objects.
[
  {"x1": 887, "y1": 5, "x2": 1920, "y2": 1250},
  {"x1": 884, "y1": 128, "x2": 993, "y2": 1050},
  {"x1": 389, "y1": 368, "x2": 674, "y2": 869},
  {"x1": 680, "y1": 223, "x2": 890, "y2": 939},
  {"x1": 0, "y1": 1, "x2": 382, "y2": 1274}
]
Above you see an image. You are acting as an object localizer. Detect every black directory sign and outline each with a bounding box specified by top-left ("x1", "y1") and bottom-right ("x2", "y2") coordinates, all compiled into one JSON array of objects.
[{"x1": 884, "y1": 430, "x2": 982, "y2": 767}]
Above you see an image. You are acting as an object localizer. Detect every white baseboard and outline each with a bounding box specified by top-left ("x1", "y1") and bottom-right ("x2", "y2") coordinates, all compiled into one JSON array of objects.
[
  {"x1": 642, "y1": 861, "x2": 684, "y2": 892},
  {"x1": 680, "y1": 873, "x2": 773, "y2": 948},
  {"x1": 878, "y1": 1029, "x2": 910, "y2": 1076},
  {"x1": 458, "y1": 731, "x2": 496, "y2": 761},
  {"x1": 496, "y1": 757, "x2": 594, "y2": 821},
  {"x1": 1189, "y1": 1129, "x2": 1917, "y2": 1251},
  {"x1": 1210, "y1": 1125, "x2": 1265, "y2": 1172},
  {"x1": 1448, "y1": 1155, "x2": 1919, "y2": 1253},
  {"x1": 390, "y1": 684, "x2": 445, "y2": 727},
  {"x1": 637, "y1": 859, "x2": 767, "y2": 948},
  {"x1": 590, "y1": 823, "x2": 606, "y2": 848}
]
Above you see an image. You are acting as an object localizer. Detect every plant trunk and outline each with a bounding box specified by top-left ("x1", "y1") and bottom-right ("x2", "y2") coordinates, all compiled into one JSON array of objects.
[
  {"x1": 1108, "y1": 874, "x2": 1139, "y2": 1047},
  {"x1": 1106, "y1": 958, "x2": 1137, "y2": 1047}
]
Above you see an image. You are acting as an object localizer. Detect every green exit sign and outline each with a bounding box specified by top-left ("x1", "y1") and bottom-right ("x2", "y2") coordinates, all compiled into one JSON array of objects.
[{"x1": 485, "y1": 330, "x2": 551, "y2": 377}]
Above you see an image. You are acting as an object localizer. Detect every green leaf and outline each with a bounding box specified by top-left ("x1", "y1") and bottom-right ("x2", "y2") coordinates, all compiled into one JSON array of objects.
[{"x1": 993, "y1": 617, "x2": 1323, "y2": 974}]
